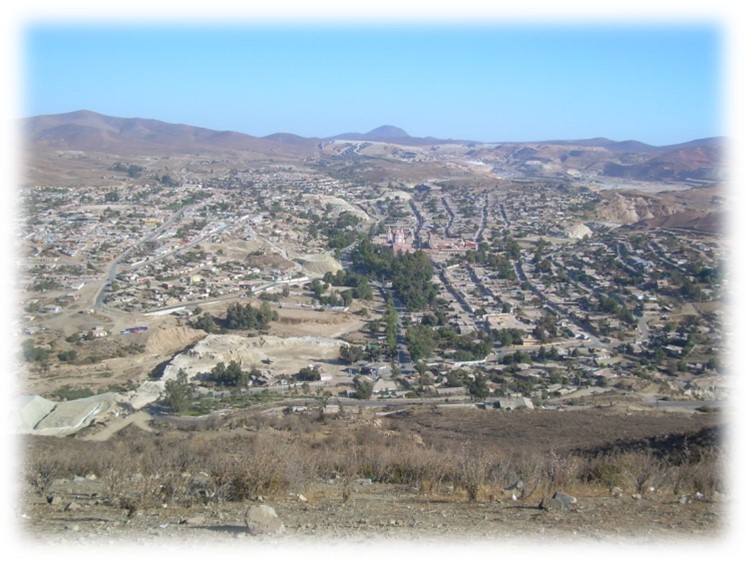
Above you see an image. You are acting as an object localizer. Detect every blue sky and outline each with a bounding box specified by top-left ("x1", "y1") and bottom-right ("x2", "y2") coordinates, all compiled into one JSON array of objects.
[{"x1": 22, "y1": 23, "x2": 722, "y2": 145}]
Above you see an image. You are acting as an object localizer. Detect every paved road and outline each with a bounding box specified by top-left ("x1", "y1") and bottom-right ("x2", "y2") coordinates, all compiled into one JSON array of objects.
[
  {"x1": 644, "y1": 398, "x2": 725, "y2": 410},
  {"x1": 93, "y1": 206, "x2": 193, "y2": 309}
]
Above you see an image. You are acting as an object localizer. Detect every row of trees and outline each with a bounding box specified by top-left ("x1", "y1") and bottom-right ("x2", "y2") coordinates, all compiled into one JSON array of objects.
[
  {"x1": 110, "y1": 162, "x2": 145, "y2": 178},
  {"x1": 225, "y1": 302, "x2": 278, "y2": 330},
  {"x1": 308, "y1": 279, "x2": 358, "y2": 307},
  {"x1": 204, "y1": 360, "x2": 261, "y2": 388},
  {"x1": 338, "y1": 342, "x2": 385, "y2": 365},
  {"x1": 192, "y1": 302, "x2": 279, "y2": 334}
]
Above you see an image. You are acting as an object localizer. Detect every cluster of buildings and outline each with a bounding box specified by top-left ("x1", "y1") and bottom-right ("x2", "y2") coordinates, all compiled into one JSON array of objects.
[
  {"x1": 369, "y1": 181, "x2": 727, "y2": 402},
  {"x1": 19, "y1": 159, "x2": 726, "y2": 406}
]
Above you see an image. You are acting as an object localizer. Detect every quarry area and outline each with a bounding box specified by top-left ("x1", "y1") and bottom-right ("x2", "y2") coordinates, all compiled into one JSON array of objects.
[{"x1": 17, "y1": 325, "x2": 359, "y2": 438}]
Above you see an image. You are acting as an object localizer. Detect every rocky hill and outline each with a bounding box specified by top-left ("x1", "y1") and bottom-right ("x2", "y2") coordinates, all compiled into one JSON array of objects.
[
  {"x1": 23, "y1": 110, "x2": 314, "y2": 159},
  {"x1": 591, "y1": 184, "x2": 726, "y2": 231}
]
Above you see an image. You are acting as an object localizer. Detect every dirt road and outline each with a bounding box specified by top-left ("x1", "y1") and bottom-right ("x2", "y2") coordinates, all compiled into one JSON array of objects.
[{"x1": 81, "y1": 410, "x2": 153, "y2": 441}]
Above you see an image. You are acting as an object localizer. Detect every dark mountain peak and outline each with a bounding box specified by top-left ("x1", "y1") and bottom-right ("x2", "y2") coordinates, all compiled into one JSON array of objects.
[
  {"x1": 262, "y1": 132, "x2": 319, "y2": 145},
  {"x1": 60, "y1": 109, "x2": 101, "y2": 119},
  {"x1": 330, "y1": 125, "x2": 412, "y2": 142},
  {"x1": 365, "y1": 125, "x2": 410, "y2": 139}
]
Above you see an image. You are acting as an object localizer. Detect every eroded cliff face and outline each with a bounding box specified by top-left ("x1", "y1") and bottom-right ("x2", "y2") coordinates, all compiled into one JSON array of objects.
[{"x1": 594, "y1": 191, "x2": 681, "y2": 224}]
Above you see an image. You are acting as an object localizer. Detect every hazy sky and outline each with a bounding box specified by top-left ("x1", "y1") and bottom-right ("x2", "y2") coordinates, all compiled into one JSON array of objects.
[{"x1": 23, "y1": 23, "x2": 722, "y2": 145}]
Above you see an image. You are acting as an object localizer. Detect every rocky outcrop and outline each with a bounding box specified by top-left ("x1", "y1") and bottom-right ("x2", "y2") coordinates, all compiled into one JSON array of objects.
[
  {"x1": 539, "y1": 491, "x2": 577, "y2": 512},
  {"x1": 244, "y1": 504, "x2": 285, "y2": 535}
]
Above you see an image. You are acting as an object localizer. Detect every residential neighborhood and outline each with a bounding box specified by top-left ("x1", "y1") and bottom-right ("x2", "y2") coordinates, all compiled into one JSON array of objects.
[{"x1": 18, "y1": 158, "x2": 727, "y2": 414}]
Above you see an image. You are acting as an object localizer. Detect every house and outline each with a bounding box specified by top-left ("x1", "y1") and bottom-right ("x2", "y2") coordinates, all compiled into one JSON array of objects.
[
  {"x1": 89, "y1": 326, "x2": 108, "y2": 338},
  {"x1": 494, "y1": 397, "x2": 534, "y2": 410},
  {"x1": 362, "y1": 363, "x2": 390, "y2": 377},
  {"x1": 372, "y1": 379, "x2": 398, "y2": 396}
]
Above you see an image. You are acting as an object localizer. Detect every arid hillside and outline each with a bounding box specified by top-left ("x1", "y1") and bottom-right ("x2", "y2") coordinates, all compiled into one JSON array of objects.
[
  {"x1": 21, "y1": 111, "x2": 726, "y2": 187},
  {"x1": 19, "y1": 404, "x2": 726, "y2": 546}
]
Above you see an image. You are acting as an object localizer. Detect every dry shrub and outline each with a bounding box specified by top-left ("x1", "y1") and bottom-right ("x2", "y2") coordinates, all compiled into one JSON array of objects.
[
  {"x1": 101, "y1": 470, "x2": 149, "y2": 512},
  {"x1": 24, "y1": 455, "x2": 58, "y2": 497},
  {"x1": 24, "y1": 436, "x2": 114, "y2": 481},
  {"x1": 583, "y1": 453, "x2": 625, "y2": 491},
  {"x1": 495, "y1": 449, "x2": 545, "y2": 500},
  {"x1": 366, "y1": 438, "x2": 451, "y2": 490},
  {"x1": 671, "y1": 448, "x2": 724, "y2": 498},
  {"x1": 206, "y1": 430, "x2": 316, "y2": 501},
  {"x1": 157, "y1": 471, "x2": 195, "y2": 505},
  {"x1": 20, "y1": 413, "x2": 726, "y2": 509},
  {"x1": 391, "y1": 442, "x2": 455, "y2": 492},
  {"x1": 455, "y1": 443, "x2": 490, "y2": 502},
  {"x1": 541, "y1": 451, "x2": 586, "y2": 493},
  {"x1": 583, "y1": 449, "x2": 672, "y2": 494},
  {"x1": 100, "y1": 450, "x2": 165, "y2": 511},
  {"x1": 613, "y1": 450, "x2": 671, "y2": 494}
]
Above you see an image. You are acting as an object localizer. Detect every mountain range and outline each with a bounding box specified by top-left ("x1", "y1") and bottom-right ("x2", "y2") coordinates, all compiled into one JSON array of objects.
[{"x1": 21, "y1": 110, "x2": 726, "y2": 185}]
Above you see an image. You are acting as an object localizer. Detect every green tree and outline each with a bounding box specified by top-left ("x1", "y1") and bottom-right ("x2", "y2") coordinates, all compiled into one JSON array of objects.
[
  {"x1": 224, "y1": 302, "x2": 277, "y2": 330},
  {"x1": 383, "y1": 304, "x2": 399, "y2": 356},
  {"x1": 445, "y1": 369, "x2": 466, "y2": 387},
  {"x1": 405, "y1": 325, "x2": 436, "y2": 362},
  {"x1": 353, "y1": 376, "x2": 374, "y2": 399},
  {"x1": 104, "y1": 190, "x2": 120, "y2": 203},
  {"x1": 339, "y1": 344, "x2": 364, "y2": 364},
  {"x1": 163, "y1": 369, "x2": 193, "y2": 413},
  {"x1": 340, "y1": 290, "x2": 354, "y2": 307},
  {"x1": 208, "y1": 360, "x2": 248, "y2": 387},
  {"x1": 364, "y1": 343, "x2": 382, "y2": 362},
  {"x1": 57, "y1": 349, "x2": 77, "y2": 362},
  {"x1": 21, "y1": 339, "x2": 49, "y2": 363},
  {"x1": 415, "y1": 361, "x2": 429, "y2": 376},
  {"x1": 192, "y1": 313, "x2": 219, "y2": 333},
  {"x1": 468, "y1": 373, "x2": 490, "y2": 400},
  {"x1": 296, "y1": 366, "x2": 321, "y2": 381}
]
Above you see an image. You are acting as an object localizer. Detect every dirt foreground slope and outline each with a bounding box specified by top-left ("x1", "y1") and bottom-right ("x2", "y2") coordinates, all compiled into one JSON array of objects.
[{"x1": 18, "y1": 479, "x2": 728, "y2": 547}]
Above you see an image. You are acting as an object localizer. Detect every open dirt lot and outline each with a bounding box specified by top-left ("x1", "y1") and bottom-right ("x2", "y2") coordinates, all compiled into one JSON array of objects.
[{"x1": 163, "y1": 333, "x2": 348, "y2": 382}]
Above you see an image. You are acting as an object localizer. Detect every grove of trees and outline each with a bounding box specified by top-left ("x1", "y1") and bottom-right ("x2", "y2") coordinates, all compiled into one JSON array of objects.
[{"x1": 224, "y1": 301, "x2": 278, "y2": 330}]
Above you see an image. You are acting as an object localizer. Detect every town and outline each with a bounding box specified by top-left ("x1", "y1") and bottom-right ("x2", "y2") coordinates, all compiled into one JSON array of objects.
[{"x1": 17, "y1": 144, "x2": 727, "y2": 430}]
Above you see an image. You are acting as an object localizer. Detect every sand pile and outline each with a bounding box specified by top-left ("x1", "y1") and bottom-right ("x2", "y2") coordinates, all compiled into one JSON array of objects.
[
  {"x1": 566, "y1": 222, "x2": 592, "y2": 239},
  {"x1": 144, "y1": 326, "x2": 206, "y2": 355}
]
